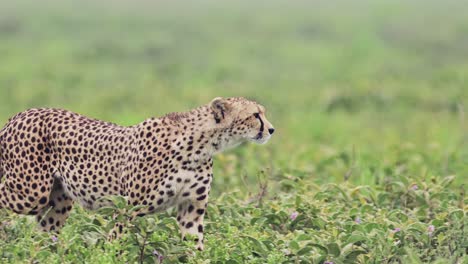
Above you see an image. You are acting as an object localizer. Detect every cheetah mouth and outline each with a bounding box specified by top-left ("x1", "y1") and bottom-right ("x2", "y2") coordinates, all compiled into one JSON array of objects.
[
  {"x1": 254, "y1": 133, "x2": 263, "y2": 140},
  {"x1": 250, "y1": 134, "x2": 271, "y2": 144}
]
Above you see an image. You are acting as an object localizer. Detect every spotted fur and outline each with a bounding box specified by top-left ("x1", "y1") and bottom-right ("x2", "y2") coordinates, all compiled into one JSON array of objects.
[{"x1": 0, "y1": 97, "x2": 274, "y2": 250}]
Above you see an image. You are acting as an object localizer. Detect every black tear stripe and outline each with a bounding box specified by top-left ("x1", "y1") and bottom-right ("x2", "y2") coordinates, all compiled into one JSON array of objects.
[
  {"x1": 255, "y1": 115, "x2": 264, "y2": 139},
  {"x1": 213, "y1": 111, "x2": 221, "y2": 123}
]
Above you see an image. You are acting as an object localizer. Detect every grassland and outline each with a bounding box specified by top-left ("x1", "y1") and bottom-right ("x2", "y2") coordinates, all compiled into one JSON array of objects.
[{"x1": 0, "y1": 0, "x2": 467, "y2": 263}]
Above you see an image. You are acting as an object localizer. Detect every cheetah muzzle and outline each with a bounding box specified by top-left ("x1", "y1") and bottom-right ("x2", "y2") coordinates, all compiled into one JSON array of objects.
[{"x1": 0, "y1": 97, "x2": 274, "y2": 251}]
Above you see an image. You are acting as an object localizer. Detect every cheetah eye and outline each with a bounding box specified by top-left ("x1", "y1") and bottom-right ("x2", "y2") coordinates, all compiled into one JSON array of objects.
[{"x1": 253, "y1": 113, "x2": 260, "y2": 118}]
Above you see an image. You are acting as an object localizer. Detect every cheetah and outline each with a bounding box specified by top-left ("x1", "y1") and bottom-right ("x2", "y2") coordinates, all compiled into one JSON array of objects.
[{"x1": 0, "y1": 97, "x2": 274, "y2": 250}]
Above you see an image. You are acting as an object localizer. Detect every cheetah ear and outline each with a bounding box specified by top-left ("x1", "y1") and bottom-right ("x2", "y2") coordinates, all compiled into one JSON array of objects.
[{"x1": 210, "y1": 97, "x2": 231, "y2": 123}]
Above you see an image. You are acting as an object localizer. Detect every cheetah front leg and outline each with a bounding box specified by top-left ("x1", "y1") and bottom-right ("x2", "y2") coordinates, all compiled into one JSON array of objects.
[{"x1": 177, "y1": 198, "x2": 208, "y2": 251}]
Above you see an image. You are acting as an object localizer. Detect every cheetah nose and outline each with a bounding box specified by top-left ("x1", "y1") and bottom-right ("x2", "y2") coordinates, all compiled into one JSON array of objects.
[{"x1": 268, "y1": 128, "x2": 275, "y2": 135}]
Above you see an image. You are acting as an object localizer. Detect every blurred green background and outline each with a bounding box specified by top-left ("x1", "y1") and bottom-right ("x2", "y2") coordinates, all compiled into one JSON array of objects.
[
  {"x1": 0, "y1": 1, "x2": 467, "y2": 263},
  {"x1": 0, "y1": 0, "x2": 466, "y2": 193}
]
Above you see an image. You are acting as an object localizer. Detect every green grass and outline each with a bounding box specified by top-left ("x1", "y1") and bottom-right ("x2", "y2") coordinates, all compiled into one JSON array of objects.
[{"x1": 0, "y1": 0, "x2": 467, "y2": 263}]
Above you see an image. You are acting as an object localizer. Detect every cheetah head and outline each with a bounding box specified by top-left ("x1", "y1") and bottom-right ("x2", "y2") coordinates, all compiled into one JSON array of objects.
[{"x1": 209, "y1": 97, "x2": 275, "y2": 146}]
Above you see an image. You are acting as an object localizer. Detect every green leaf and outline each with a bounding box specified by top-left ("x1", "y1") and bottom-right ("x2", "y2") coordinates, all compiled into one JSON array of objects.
[
  {"x1": 280, "y1": 179, "x2": 298, "y2": 189},
  {"x1": 97, "y1": 206, "x2": 117, "y2": 216},
  {"x1": 346, "y1": 234, "x2": 367, "y2": 244},
  {"x1": 289, "y1": 240, "x2": 300, "y2": 251},
  {"x1": 329, "y1": 184, "x2": 351, "y2": 202},
  {"x1": 82, "y1": 231, "x2": 103, "y2": 246},
  {"x1": 296, "y1": 246, "x2": 312, "y2": 256},
  {"x1": 128, "y1": 205, "x2": 147, "y2": 213},
  {"x1": 364, "y1": 223, "x2": 380, "y2": 232},
  {"x1": 242, "y1": 235, "x2": 268, "y2": 257},
  {"x1": 377, "y1": 192, "x2": 389, "y2": 206},
  {"x1": 265, "y1": 214, "x2": 283, "y2": 225},
  {"x1": 344, "y1": 250, "x2": 367, "y2": 263},
  {"x1": 404, "y1": 247, "x2": 423, "y2": 263},
  {"x1": 296, "y1": 233, "x2": 311, "y2": 241},
  {"x1": 308, "y1": 243, "x2": 328, "y2": 254},
  {"x1": 327, "y1": 243, "x2": 341, "y2": 257},
  {"x1": 449, "y1": 209, "x2": 464, "y2": 220},
  {"x1": 261, "y1": 240, "x2": 275, "y2": 251},
  {"x1": 440, "y1": 175, "x2": 455, "y2": 187}
]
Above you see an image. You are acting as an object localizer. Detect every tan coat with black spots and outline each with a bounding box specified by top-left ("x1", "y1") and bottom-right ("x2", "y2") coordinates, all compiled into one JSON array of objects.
[{"x1": 0, "y1": 97, "x2": 274, "y2": 250}]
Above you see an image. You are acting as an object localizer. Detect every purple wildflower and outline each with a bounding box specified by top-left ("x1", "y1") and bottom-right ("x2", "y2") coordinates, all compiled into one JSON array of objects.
[
  {"x1": 411, "y1": 184, "x2": 418, "y2": 190},
  {"x1": 51, "y1": 235, "x2": 58, "y2": 242},
  {"x1": 324, "y1": 261, "x2": 334, "y2": 264},
  {"x1": 428, "y1": 225, "x2": 435, "y2": 235},
  {"x1": 392, "y1": 227, "x2": 401, "y2": 233},
  {"x1": 354, "y1": 217, "x2": 362, "y2": 224},
  {"x1": 290, "y1": 212, "x2": 299, "y2": 221},
  {"x1": 153, "y1": 250, "x2": 163, "y2": 263}
]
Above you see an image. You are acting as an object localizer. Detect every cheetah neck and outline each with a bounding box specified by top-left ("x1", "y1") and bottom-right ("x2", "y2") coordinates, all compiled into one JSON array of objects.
[
  {"x1": 180, "y1": 127, "x2": 243, "y2": 167},
  {"x1": 161, "y1": 107, "x2": 244, "y2": 164}
]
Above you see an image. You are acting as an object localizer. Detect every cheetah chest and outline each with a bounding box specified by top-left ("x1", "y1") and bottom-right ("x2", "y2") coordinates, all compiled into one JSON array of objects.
[{"x1": 137, "y1": 168, "x2": 212, "y2": 212}]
